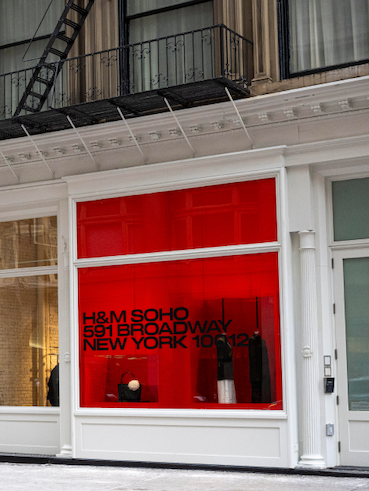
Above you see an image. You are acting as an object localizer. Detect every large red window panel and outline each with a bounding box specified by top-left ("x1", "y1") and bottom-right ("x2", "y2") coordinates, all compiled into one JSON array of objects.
[
  {"x1": 78, "y1": 253, "x2": 282, "y2": 409},
  {"x1": 77, "y1": 179, "x2": 277, "y2": 258}
]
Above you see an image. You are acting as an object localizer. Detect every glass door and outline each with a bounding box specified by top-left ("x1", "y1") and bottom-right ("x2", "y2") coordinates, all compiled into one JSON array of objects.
[{"x1": 333, "y1": 248, "x2": 369, "y2": 466}]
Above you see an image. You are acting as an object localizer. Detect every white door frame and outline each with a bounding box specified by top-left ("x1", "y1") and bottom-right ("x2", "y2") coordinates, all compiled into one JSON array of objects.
[{"x1": 332, "y1": 246, "x2": 369, "y2": 466}]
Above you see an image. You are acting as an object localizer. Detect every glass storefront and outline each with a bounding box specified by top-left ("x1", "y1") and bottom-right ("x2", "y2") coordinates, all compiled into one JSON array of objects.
[
  {"x1": 0, "y1": 217, "x2": 57, "y2": 269},
  {"x1": 0, "y1": 216, "x2": 58, "y2": 407},
  {"x1": 77, "y1": 179, "x2": 282, "y2": 410},
  {"x1": 77, "y1": 179, "x2": 277, "y2": 258},
  {"x1": 78, "y1": 253, "x2": 282, "y2": 409}
]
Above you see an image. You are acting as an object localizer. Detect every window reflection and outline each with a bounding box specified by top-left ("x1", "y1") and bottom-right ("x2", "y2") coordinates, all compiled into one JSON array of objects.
[
  {"x1": 0, "y1": 217, "x2": 57, "y2": 270},
  {"x1": 0, "y1": 274, "x2": 58, "y2": 406}
]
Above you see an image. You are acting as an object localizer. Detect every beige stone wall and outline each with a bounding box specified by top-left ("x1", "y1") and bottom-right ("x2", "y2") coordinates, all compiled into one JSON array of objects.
[{"x1": 251, "y1": 63, "x2": 369, "y2": 96}]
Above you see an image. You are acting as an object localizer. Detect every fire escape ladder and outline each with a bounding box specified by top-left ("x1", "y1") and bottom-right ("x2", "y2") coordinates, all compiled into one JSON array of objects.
[{"x1": 13, "y1": 0, "x2": 95, "y2": 117}]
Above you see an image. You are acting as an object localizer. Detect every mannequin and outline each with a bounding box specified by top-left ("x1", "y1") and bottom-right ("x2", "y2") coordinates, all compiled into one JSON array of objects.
[
  {"x1": 47, "y1": 363, "x2": 59, "y2": 407},
  {"x1": 216, "y1": 334, "x2": 236, "y2": 404},
  {"x1": 248, "y1": 329, "x2": 271, "y2": 403}
]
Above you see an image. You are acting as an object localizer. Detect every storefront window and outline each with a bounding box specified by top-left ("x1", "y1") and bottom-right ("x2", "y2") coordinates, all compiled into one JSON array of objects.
[
  {"x1": 79, "y1": 253, "x2": 282, "y2": 409},
  {"x1": 0, "y1": 217, "x2": 58, "y2": 269},
  {"x1": 77, "y1": 179, "x2": 282, "y2": 410},
  {"x1": 77, "y1": 179, "x2": 277, "y2": 258},
  {"x1": 0, "y1": 275, "x2": 58, "y2": 406},
  {"x1": 0, "y1": 217, "x2": 59, "y2": 407}
]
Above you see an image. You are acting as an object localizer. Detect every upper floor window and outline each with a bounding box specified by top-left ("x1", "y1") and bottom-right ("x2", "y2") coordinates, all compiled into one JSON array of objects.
[
  {"x1": 0, "y1": 0, "x2": 64, "y2": 74},
  {"x1": 279, "y1": 0, "x2": 369, "y2": 77},
  {"x1": 120, "y1": 0, "x2": 214, "y2": 92},
  {"x1": 0, "y1": 0, "x2": 65, "y2": 120},
  {"x1": 123, "y1": 0, "x2": 214, "y2": 42}
]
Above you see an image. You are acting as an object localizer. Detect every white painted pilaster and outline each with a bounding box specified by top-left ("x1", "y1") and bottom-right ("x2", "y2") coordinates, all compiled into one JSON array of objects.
[
  {"x1": 298, "y1": 231, "x2": 326, "y2": 469},
  {"x1": 56, "y1": 198, "x2": 73, "y2": 458}
]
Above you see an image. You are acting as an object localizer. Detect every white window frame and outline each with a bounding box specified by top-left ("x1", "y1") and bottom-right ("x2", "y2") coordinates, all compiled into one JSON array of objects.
[
  {"x1": 327, "y1": 171, "x2": 369, "y2": 251},
  {"x1": 66, "y1": 150, "x2": 292, "y2": 420},
  {"x1": 0, "y1": 208, "x2": 59, "y2": 413}
]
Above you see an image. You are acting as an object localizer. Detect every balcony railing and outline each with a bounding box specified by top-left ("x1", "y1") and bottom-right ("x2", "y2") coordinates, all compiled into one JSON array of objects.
[{"x1": 0, "y1": 25, "x2": 252, "y2": 138}]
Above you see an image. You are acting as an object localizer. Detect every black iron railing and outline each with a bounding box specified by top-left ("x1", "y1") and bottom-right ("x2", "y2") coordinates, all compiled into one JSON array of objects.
[{"x1": 0, "y1": 24, "x2": 252, "y2": 120}]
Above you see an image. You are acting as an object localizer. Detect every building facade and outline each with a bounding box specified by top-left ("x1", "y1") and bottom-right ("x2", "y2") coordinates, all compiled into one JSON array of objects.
[{"x1": 1, "y1": 0, "x2": 369, "y2": 469}]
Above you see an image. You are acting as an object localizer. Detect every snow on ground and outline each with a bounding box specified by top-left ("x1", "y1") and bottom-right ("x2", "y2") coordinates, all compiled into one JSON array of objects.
[{"x1": 0, "y1": 464, "x2": 369, "y2": 491}]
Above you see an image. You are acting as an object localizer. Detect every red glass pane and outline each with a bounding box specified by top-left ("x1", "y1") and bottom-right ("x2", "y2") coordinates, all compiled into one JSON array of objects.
[
  {"x1": 77, "y1": 179, "x2": 277, "y2": 258},
  {"x1": 78, "y1": 253, "x2": 282, "y2": 409}
]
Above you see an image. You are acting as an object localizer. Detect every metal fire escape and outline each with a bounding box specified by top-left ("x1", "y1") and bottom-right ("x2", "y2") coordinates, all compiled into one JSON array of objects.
[
  {"x1": 0, "y1": 0, "x2": 252, "y2": 142},
  {"x1": 13, "y1": 0, "x2": 95, "y2": 117}
]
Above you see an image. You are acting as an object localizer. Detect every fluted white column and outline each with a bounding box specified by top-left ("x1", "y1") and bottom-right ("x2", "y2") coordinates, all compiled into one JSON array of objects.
[{"x1": 298, "y1": 231, "x2": 326, "y2": 469}]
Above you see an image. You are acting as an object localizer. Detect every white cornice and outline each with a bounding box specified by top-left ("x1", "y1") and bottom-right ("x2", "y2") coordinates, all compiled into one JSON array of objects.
[
  {"x1": 2, "y1": 74, "x2": 369, "y2": 145},
  {"x1": 0, "y1": 179, "x2": 67, "y2": 206},
  {"x1": 284, "y1": 134, "x2": 369, "y2": 166},
  {"x1": 1, "y1": 75, "x2": 369, "y2": 188},
  {"x1": 245, "y1": 75, "x2": 369, "y2": 109}
]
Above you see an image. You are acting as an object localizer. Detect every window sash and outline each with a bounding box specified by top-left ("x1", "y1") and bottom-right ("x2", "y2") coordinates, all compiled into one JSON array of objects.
[
  {"x1": 127, "y1": 0, "x2": 204, "y2": 17},
  {"x1": 288, "y1": 0, "x2": 369, "y2": 74}
]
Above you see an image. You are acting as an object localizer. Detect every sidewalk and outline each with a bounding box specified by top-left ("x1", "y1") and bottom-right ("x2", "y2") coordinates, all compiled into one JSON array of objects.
[{"x1": 1, "y1": 462, "x2": 369, "y2": 491}]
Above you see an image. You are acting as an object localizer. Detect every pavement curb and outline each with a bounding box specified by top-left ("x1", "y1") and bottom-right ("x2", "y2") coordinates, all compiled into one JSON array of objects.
[{"x1": 0, "y1": 454, "x2": 368, "y2": 479}]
